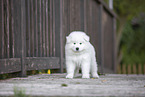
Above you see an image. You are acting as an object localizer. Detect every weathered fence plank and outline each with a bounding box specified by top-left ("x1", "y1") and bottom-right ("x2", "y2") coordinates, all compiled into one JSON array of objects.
[
  {"x1": 30, "y1": 0, "x2": 35, "y2": 57},
  {"x1": 25, "y1": 57, "x2": 60, "y2": 70},
  {"x1": 49, "y1": 0, "x2": 53, "y2": 57},
  {"x1": 0, "y1": 0, "x2": 4, "y2": 59},
  {"x1": 0, "y1": 58, "x2": 21, "y2": 74},
  {"x1": 34, "y1": 0, "x2": 39, "y2": 57},
  {"x1": 138, "y1": 64, "x2": 142, "y2": 74},
  {"x1": 117, "y1": 64, "x2": 121, "y2": 74},
  {"x1": 13, "y1": 0, "x2": 21, "y2": 58},
  {"x1": 45, "y1": 0, "x2": 49, "y2": 57},
  {"x1": 26, "y1": 0, "x2": 31, "y2": 57},
  {"x1": 9, "y1": 0, "x2": 15, "y2": 58},
  {"x1": 54, "y1": 0, "x2": 60, "y2": 58},
  {"x1": 132, "y1": 64, "x2": 137, "y2": 74},
  {"x1": 112, "y1": 17, "x2": 117, "y2": 72},
  {"x1": 127, "y1": 65, "x2": 131, "y2": 74},
  {"x1": 21, "y1": 0, "x2": 27, "y2": 77},
  {"x1": 0, "y1": 57, "x2": 59, "y2": 74},
  {"x1": 122, "y1": 64, "x2": 126, "y2": 74},
  {"x1": 38, "y1": 0, "x2": 42, "y2": 57},
  {"x1": 6, "y1": 0, "x2": 10, "y2": 58},
  {"x1": 42, "y1": 0, "x2": 45, "y2": 56},
  {"x1": 98, "y1": 4, "x2": 104, "y2": 73},
  {"x1": 59, "y1": 0, "x2": 64, "y2": 73}
]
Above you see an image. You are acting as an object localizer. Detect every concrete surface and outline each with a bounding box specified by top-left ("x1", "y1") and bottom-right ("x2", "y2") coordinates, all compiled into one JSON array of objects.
[{"x1": 0, "y1": 74, "x2": 145, "y2": 97}]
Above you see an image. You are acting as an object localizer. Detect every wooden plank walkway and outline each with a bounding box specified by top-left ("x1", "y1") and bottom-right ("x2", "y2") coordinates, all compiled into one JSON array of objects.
[{"x1": 0, "y1": 74, "x2": 145, "y2": 97}]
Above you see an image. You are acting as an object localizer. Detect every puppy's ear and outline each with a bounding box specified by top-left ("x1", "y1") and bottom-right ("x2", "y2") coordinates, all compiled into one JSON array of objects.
[
  {"x1": 66, "y1": 36, "x2": 71, "y2": 43},
  {"x1": 83, "y1": 35, "x2": 90, "y2": 42}
]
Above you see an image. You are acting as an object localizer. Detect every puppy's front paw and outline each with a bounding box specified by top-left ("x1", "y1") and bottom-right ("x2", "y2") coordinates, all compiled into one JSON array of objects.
[
  {"x1": 82, "y1": 74, "x2": 90, "y2": 79},
  {"x1": 66, "y1": 74, "x2": 73, "y2": 79}
]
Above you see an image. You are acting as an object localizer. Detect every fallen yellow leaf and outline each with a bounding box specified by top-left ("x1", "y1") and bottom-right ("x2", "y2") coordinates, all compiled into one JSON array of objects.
[{"x1": 47, "y1": 69, "x2": 51, "y2": 74}]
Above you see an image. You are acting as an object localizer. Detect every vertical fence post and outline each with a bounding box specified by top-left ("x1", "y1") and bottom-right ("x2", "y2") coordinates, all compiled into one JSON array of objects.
[
  {"x1": 132, "y1": 64, "x2": 137, "y2": 74},
  {"x1": 138, "y1": 64, "x2": 142, "y2": 74},
  {"x1": 21, "y1": 0, "x2": 26, "y2": 77},
  {"x1": 98, "y1": 4, "x2": 104, "y2": 73},
  {"x1": 0, "y1": 0, "x2": 4, "y2": 59},
  {"x1": 45, "y1": 0, "x2": 49, "y2": 57},
  {"x1": 122, "y1": 64, "x2": 126, "y2": 74},
  {"x1": 59, "y1": 0, "x2": 64, "y2": 73},
  {"x1": 84, "y1": 0, "x2": 87, "y2": 33},
  {"x1": 6, "y1": 0, "x2": 10, "y2": 58},
  {"x1": 117, "y1": 65, "x2": 121, "y2": 74},
  {"x1": 49, "y1": 0, "x2": 53, "y2": 57},
  {"x1": 112, "y1": 17, "x2": 117, "y2": 73},
  {"x1": 127, "y1": 65, "x2": 131, "y2": 74}
]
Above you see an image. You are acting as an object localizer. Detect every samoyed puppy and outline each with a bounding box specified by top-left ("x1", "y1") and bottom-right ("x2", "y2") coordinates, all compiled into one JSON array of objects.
[{"x1": 65, "y1": 31, "x2": 99, "y2": 79}]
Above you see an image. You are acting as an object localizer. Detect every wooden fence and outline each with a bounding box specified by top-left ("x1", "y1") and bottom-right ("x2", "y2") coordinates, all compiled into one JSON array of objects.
[
  {"x1": 0, "y1": 0, "x2": 116, "y2": 76},
  {"x1": 117, "y1": 64, "x2": 145, "y2": 74}
]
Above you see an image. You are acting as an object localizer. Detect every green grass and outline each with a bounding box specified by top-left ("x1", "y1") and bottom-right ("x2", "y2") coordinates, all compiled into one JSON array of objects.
[
  {"x1": 61, "y1": 83, "x2": 68, "y2": 87},
  {"x1": 13, "y1": 86, "x2": 29, "y2": 97}
]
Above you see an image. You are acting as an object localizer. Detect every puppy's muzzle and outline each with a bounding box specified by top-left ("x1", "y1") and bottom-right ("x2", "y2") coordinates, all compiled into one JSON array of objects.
[{"x1": 76, "y1": 47, "x2": 79, "y2": 51}]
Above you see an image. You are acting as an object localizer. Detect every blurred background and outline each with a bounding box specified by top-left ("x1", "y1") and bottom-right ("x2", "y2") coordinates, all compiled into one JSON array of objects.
[{"x1": 105, "y1": 0, "x2": 145, "y2": 74}]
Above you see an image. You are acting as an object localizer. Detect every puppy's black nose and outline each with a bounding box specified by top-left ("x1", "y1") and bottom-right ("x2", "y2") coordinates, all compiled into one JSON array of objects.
[{"x1": 76, "y1": 47, "x2": 79, "y2": 51}]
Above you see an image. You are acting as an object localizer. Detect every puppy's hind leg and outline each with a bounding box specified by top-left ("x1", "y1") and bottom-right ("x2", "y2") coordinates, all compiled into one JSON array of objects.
[
  {"x1": 91, "y1": 61, "x2": 99, "y2": 78},
  {"x1": 81, "y1": 61, "x2": 90, "y2": 78}
]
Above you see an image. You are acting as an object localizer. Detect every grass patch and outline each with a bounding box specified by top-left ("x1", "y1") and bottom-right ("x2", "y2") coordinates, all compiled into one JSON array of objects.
[
  {"x1": 61, "y1": 83, "x2": 68, "y2": 87},
  {"x1": 13, "y1": 86, "x2": 29, "y2": 97}
]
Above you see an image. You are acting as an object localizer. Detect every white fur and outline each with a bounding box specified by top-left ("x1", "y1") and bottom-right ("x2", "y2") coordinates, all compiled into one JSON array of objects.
[{"x1": 65, "y1": 31, "x2": 99, "y2": 79}]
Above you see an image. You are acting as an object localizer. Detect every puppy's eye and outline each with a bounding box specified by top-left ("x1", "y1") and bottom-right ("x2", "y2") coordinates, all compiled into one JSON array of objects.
[
  {"x1": 74, "y1": 43, "x2": 76, "y2": 45},
  {"x1": 80, "y1": 43, "x2": 82, "y2": 45}
]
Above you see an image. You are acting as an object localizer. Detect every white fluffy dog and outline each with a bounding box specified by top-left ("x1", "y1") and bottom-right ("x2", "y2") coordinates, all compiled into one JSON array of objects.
[{"x1": 65, "y1": 31, "x2": 99, "y2": 79}]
